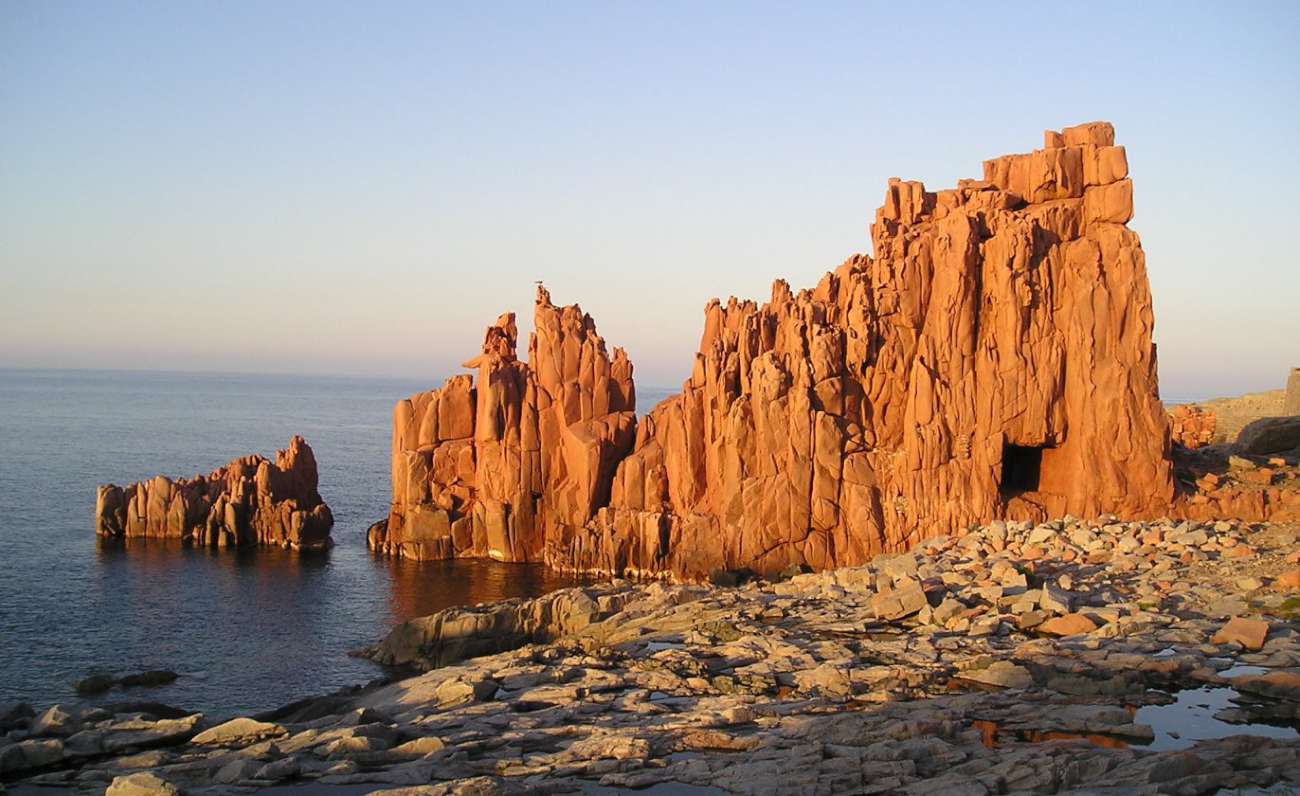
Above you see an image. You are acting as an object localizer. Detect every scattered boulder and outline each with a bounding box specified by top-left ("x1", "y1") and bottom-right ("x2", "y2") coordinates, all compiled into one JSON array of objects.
[
  {"x1": 1038, "y1": 613, "x2": 1099, "y2": 637},
  {"x1": 106, "y1": 772, "x2": 182, "y2": 796},
  {"x1": 962, "y1": 662, "x2": 1033, "y2": 689},
  {"x1": 1237, "y1": 416, "x2": 1300, "y2": 455},
  {"x1": 0, "y1": 738, "x2": 64, "y2": 775},
  {"x1": 190, "y1": 717, "x2": 286, "y2": 746},
  {"x1": 1211, "y1": 617, "x2": 1269, "y2": 651},
  {"x1": 870, "y1": 580, "x2": 929, "y2": 621},
  {"x1": 30, "y1": 705, "x2": 77, "y2": 737}
]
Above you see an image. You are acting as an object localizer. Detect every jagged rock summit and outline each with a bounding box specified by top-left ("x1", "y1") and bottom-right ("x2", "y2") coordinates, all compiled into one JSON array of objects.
[
  {"x1": 95, "y1": 436, "x2": 334, "y2": 550},
  {"x1": 376, "y1": 121, "x2": 1180, "y2": 579}
]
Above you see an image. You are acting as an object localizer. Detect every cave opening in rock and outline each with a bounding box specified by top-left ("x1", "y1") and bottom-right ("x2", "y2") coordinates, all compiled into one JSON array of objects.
[{"x1": 1000, "y1": 443, "x2": 1044, "y2": 497}]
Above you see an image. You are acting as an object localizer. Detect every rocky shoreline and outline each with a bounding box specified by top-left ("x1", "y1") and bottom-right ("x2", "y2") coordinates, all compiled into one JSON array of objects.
[{"x1": 5, "y1": 514, "x2": 1300, "y2": 795}]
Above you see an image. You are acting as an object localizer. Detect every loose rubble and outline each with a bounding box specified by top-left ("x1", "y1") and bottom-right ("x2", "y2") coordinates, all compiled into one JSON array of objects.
[{"x1": 4, "y1": 516, "x2": 1300, "y2": 794}]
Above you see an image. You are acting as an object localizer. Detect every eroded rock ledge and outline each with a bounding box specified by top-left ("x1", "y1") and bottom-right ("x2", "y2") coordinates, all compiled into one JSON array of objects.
[
  {"x1": 94, "y1": 436, "x2": 334, "y2": 550},
  {"x1": 9, "y1": 516, "x2": 1300, "y2": 794},
  {"x1": 375, "y1": 121, "x2": 1186, "y2": 578}
]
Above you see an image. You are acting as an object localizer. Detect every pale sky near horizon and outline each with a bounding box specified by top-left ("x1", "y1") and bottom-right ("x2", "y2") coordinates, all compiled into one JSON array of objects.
[{"x1": 2, "y1": 2, "x2": 1298, "y2": 402}]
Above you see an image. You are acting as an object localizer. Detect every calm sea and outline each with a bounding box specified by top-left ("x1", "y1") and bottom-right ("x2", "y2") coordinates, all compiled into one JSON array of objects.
[{"x1": 0, "y1": 368, "x2": 679, "y2": 717}]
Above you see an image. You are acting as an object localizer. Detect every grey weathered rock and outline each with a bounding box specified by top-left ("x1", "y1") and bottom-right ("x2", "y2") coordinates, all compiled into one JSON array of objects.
[
  {"x1": 30, "y1": 705, "x2": 77, "y2": 737},
  {"x1": 0, "y1": 739, "x2": 64, "y2": 775},
  {"x1": 75, "y1": 673, "x2": 116, "y2": 695},
  {"x1": 1237, "y1": 416, "x2": 1300, "y2": 455},
  {"x1": 118, "y1": 671, "x2": 179, "y2": 689}
]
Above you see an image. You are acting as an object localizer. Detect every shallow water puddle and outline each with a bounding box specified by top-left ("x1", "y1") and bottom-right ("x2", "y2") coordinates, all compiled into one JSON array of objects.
[
  {"x1": 972, "y1": 719, "x2": 1132, "y2": 749},
  {"x1": 645, "y1": 640, "x2": 687, "y2": 652},
  {"x1": 1135, "y1": 684, "x2": 1299, "y2": 751}
]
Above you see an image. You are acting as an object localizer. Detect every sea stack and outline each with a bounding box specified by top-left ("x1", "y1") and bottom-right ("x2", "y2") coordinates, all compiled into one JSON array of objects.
[
  {"x1": 95, "y1": 435, "x2": 334, "y2": 550},
  {"x1": 377, "y1": 122, "x2": 1180, "y2": 579}
]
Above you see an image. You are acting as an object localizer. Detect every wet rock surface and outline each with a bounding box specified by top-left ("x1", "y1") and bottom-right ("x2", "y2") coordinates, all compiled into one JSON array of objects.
[{"x1": 6, "y1": 516, "x2": 1300, "y2": 793}]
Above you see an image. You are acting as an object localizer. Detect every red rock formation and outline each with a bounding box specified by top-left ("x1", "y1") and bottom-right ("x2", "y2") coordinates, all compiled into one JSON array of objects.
[
  {"x1": 1167, "y1": 404, "x2": 1217, "y2": 449},
  {"x1": 95, "y1": 436, "x2": 333, "y2": 549},
  {"x1": 370, "y1": 289, "x2": 636, "y2": 561},
  {"x1": 380, "y1": 122, "x2": 1183, "y2": 578}
]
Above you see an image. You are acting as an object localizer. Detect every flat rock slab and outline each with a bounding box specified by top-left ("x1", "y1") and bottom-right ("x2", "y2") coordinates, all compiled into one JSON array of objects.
[
  {"x1": 190, "y1": 717, "x2": 286, "y2": 746},
  {"x1": 1212, "y1": 617, "x2": 1270, "y2": 650}
]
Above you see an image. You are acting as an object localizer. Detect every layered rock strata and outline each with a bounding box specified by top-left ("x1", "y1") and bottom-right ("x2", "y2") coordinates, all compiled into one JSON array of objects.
[
  {"x1": 95, "y1": 436, "x2": 333, "y2": 549},
  {"x1": 379, "y1": 122, "x2": 1181, "y2": 578}
]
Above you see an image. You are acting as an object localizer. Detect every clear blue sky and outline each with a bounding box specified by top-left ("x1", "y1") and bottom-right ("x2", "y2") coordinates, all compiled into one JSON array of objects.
[{"x1": 2, "y1": 1, "x2": 1297, "y2": 401}]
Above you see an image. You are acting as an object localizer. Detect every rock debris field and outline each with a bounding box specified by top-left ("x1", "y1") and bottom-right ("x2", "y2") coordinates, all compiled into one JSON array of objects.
[{"x1": 5, "y1": 516, "x2": 1300, "y2": 795}]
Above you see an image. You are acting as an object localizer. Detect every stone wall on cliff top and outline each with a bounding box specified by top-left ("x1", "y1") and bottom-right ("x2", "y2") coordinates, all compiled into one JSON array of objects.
[
  {"x1": 95, "y1": 436, "x2": 334, "y2": 550},
  {"x1": 375, "y1": 121, "x2": 1176, "y2": 578}
]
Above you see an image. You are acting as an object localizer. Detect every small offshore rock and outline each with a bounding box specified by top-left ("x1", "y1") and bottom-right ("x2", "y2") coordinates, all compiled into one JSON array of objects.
[
  {"x1": 119, "y1": 670, "x2": 179, "y2": 689},
  {"x1": 76, "y1": 673, "x2": 117, "y2": 695},
  {"x1": 1038, "y1": 613, "x2": 1099, "y2": 636}
]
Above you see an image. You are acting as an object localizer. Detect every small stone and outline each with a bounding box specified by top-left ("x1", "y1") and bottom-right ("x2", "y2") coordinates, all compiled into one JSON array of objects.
[{"x1": 1275, "y1": 570, "x2": 1300, "y2": 590}]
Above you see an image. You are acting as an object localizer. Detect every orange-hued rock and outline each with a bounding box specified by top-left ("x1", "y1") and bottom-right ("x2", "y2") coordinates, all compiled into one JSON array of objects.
[
  {"x1": 555, "y1": 122, "x2": 1173, "y2": 578},
  {"x1": 1038, "y1": 613, "x2": 1100, "y2": 637},
  {"x1": 1211, "y1": 617, "x2": 1269, "y2": 651},
  {"x1": 95, "y1": 436, "x2": 333, "y2": 549},
  {"x1": 379, "y1": 122, "x2": 1187, "y2": 578},
  {"x1": 1167, "y1": 404, "x2": 1216, "y2": 450},
  {"x1": 371, "y1": 288, "x2": 636, "y2": 563}
]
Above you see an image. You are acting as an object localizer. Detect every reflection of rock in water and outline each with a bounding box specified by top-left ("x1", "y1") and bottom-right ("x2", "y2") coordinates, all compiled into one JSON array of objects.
[
  {"x1": 380, "y1": 557, "x2": 588, "y2": 625},
  {"x1": 1137, "y1": 682, "x2": 1300, "y2": 752}
]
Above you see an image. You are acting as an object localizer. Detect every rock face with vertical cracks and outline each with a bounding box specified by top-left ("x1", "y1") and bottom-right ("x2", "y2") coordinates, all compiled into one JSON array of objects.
[
  {"x1": 369, "y1": 289, "x2": 636, "y2": 563},
  {"x1": 95, "y1": 436, "x2": 334, "y2": 550},
  {"x1": 377, "y1": 122, "x2": 1177, "y2": 579}
]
